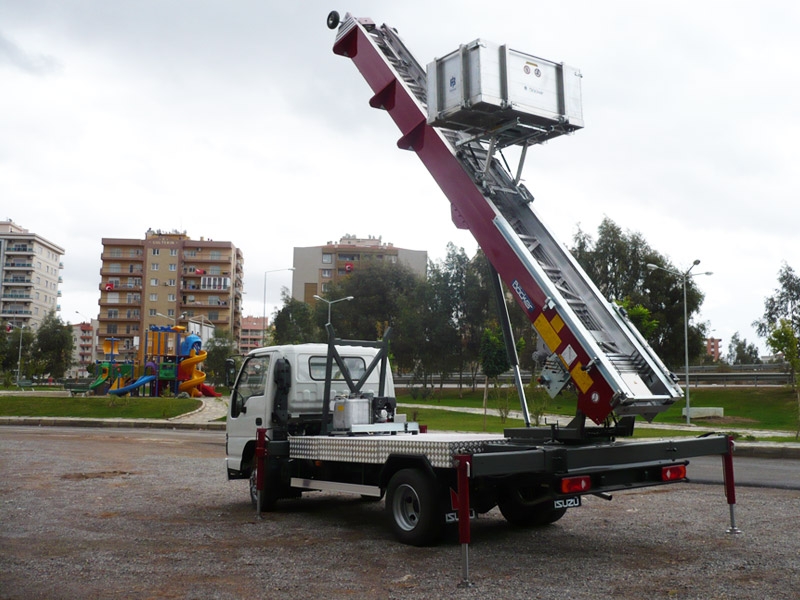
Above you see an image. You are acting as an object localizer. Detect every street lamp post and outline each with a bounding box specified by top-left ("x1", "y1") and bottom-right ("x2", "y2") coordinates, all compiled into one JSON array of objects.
[
  {"x1": 8, "y1": 323, "x2": 34, "y2": 386},
  {"x1": 263, "y1": 268, "x2": 295, "y2": 343},
  {"x1": 647, "y1": 260, "x2": 713, "y2": 425},
  {"x1": 313, "y1": 295, "x2": 354, "y2": 325}
]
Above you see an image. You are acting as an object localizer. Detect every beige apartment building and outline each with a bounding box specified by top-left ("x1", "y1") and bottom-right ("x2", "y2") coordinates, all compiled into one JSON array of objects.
[
  {"x1": 0, "y1": 219, "x2": 64, "y2": 329},
  {"x1": 292, "y1": 235, "x2": 427, "y2": 304},
  {"x1": 98, "y1": 229, "x2": 244, "y2": 358}
]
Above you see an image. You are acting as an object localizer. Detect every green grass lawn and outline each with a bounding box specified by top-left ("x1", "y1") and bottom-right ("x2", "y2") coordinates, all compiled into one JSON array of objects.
[
  {"x1": 398, "y1": 385, "x2": 800, "y2": 438},
  {"x1": 1, "y1": 384, "x2": 797, "y2": 442},
  {"x1": 0, "y1": 395, "x2": 201, "y2": 419}
]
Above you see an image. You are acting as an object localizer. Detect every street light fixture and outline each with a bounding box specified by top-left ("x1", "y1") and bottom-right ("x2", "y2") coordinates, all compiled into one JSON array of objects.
[
  {"x1": 156, "y1": 312, "x2": 186, "y2": 326},
  {"x1": 313, "y1": 294, "x2": 354, "y2": 325},
  {"x1": 263, "y1": 267, "x2": 295, "y2": 341},
  {"x1": 647, "y1": 260, "x2": 713, "y2": 425}
]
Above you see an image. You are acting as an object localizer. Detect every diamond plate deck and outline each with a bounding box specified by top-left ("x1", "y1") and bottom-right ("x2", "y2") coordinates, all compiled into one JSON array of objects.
[{"x1": 289, "y1": 432, "x2": 507, "y2": 469}]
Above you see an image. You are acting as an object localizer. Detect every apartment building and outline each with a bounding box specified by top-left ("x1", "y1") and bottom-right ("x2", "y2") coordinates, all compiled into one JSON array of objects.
[
  {"x1": 292, "y1": 235, "x2": 427, "y2": 303},
  {"x1": 240, "y1": 315, "x2": 267, "y2": 354},
  {"x1": 0, "y1": 219, "x2": 64, "y2": 329},
  {"x1": 69, "y1": 321, "x2": 96, "y2": 378},
  {"x1": 98, "y1": 229, "x2": 244, "y2": 358}
]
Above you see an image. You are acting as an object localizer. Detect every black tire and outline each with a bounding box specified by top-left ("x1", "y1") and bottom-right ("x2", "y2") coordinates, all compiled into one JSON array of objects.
[
  {"x1": 326, "y1": 11, "x2": 340, "y2": 30},
  {"x1": 249, "y1": 465, "x2": 278, "y2": 512},
  {"x1": 386, "y1": 469, "x2": 445, "y2": 546},
  {"x1": 498, "y1": 487, "x2": 568, "y2": 527}
]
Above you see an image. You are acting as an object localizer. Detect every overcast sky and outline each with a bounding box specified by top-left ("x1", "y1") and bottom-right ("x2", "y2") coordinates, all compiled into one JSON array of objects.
[{"x1": 2, "y1": 0, "x2": 798, "y2": 356}]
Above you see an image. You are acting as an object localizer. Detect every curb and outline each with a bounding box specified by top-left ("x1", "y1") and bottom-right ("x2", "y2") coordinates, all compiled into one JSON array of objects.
[{"x1": 0, "y1": 417, "x2": 225, "y2": 431}]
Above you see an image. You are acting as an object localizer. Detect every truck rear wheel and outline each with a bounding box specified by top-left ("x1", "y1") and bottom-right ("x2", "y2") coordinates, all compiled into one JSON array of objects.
[
  {"x1": 386, "y1": 468, "x2": 444, "y2": 546},
  {"x1": 498, "y1": 487, "x2": 567, "y2": 527}
]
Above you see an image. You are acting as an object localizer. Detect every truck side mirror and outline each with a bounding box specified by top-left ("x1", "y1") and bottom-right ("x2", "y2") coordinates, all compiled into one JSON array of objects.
[{"x1": 225, "y1": 358, "x2": 237, "y2": 387}]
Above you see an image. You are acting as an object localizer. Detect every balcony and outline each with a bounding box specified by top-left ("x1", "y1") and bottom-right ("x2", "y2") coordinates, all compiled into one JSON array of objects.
[
  {"x1": 3, "y1": 278, "x2": 33, "y2": 285},
  {"x1": 6, "y1": 245, "x2": 33, "y2": 254},
  {"x1": 3, "y1": 262, "x2": 33, "y2": 269},
  {"x1": 1, "y1": 293, "x2": 32, "y2": 300}
]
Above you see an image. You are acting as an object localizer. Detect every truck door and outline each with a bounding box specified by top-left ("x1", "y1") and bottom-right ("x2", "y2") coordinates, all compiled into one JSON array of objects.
[{"x1": 226, "y1": 353, "x2": 273, "y2": 477}]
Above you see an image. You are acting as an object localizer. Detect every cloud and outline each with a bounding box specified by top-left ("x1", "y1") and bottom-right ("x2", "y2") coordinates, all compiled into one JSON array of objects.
[{"x1": 0, "y1": 30, "x2": 61, "y2": 75}]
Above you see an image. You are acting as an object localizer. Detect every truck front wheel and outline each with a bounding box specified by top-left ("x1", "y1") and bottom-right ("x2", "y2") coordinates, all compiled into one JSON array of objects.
[
  {"x1": 249, "y1": 466, "x2": 278, "y2": 511},
  {"x1": 386, "y1": 468, "x2": 444, "y2": 546}
]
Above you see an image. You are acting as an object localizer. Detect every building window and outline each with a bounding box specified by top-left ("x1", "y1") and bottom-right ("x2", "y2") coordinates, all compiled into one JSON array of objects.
[
  {"x1": 149, "y1": 309, "x2": 157, "y2": 316},
  {"x1": 107, "y1": 324, "x2": 118, "y2": 334},
  {"x1": 152, "y1": 248, "x2": 160, "y2": 255},
  {"x1": 151, "y1": 263, "x2": 160, "y2": 271},
  {"x1": 150, "y1": 278, "x2": 159, "y2": 286},
  {"x1": 322, "y1": 253, "x2": 333, "y2": 264},
  {"x1": 167, "y1": 279, "x2": 176, "y2": 286},
  {"x1": 149, "y1": 293, "x2": 158, "y2": 301},
  {"x1": 109, "y1": 263, "x2": 121, "y2": 273},
  {"x1": 210, "y1": 250, "x2": 222, "y2": 260},
  {"x1": 109, "y1": 248, "x2": 122, "y2": 258},
  {"x1": 168, "y1": 294, "x2": 176, "y2": 302},
  {"x1": 170, "y1": 249, "x2": 178, "y2": 256},
  {"x1": 108, "y1": 309, "x2": 119, "y2": 319},
  {"x1": 169, "y1": 264, "x2": 177, "y2": 271},
  {"x1": 107, "y1": 292, "x2": 120, "y2": 304}
]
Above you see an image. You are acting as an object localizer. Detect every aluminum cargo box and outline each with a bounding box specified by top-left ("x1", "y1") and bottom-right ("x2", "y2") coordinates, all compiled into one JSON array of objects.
[{"x1": 426, "y1": 39, "x2": 584, "y2": 137}]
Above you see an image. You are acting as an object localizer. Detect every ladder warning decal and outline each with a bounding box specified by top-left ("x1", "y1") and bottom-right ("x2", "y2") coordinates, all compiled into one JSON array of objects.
[
  {"x1": 570, "y1": 362, "x2": 594, "y2": 394},
  {"x1": 534, "y1": 313, "x2": 561, "y2": 352},
  {"x1": 550, "y1": 313, "x2": 565, "y2": 333}
]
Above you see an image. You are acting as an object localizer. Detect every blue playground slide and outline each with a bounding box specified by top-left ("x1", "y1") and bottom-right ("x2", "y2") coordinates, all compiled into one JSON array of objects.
[{"x1": 107, "y1": 375, "x2": 157, "y2": 396}]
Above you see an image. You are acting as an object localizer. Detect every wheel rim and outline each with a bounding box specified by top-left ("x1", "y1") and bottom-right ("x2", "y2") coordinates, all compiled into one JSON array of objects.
[{"x1": 392, "y1": 483, "x2": 421, "y2": 531}]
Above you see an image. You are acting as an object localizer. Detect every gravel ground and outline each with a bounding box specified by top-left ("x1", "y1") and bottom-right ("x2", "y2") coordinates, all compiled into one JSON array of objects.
[{"x1": 1, "y1": 426, "x2": 799, "y2": 600}]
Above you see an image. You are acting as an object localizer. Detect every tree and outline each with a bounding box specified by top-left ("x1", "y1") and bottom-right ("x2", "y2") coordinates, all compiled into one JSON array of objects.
[
  {"x1": 727, "y1": 332, "x2": 762, "y2": 365},
  {"x1": 764, "y1": 319, "x2": 800, "y2": 439},
  {"x1": 479, "y1": 325, "x2": 510, "y2": 429},
  {"x1": 754, "y1": 262, "x2": 800, "y2": 340},
  {"x1": 572, "y1": 217, "x2": 707, "y2": 369},
  {"x1": 34, "y1": 311, "x2": 74, "y2": 379},
  {"x1": 317, "y1": 261, "x2": 425, "y2": 372},
  {"x1": 204, "y1": 329, "x2": 238, "y2": 385},
  {"x1": 272, "y1": 288, "x2": 320, "y2": 345}
]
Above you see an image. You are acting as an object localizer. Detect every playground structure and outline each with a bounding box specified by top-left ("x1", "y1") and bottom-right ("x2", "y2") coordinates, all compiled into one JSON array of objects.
[{"x1": 90, "y1": 327, "x2": 221, "y2": 398}]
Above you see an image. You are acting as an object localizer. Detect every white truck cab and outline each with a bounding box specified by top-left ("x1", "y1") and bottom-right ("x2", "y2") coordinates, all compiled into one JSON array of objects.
[{"x1": 225, "y1": 343, "x2": 395, "y2": 480}]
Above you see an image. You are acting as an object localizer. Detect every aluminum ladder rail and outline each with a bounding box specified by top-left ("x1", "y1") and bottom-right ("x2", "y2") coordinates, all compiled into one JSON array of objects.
[{"x1": 332, "y1": 14, "x2": 682, "y2": 425}]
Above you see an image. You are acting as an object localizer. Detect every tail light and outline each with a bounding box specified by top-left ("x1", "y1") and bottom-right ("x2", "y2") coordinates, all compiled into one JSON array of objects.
[
  {"x1": 560, "y1": 475, "x2": 591, "y2": 494},
  {"x1": 662, "y1": 465, "x2": 687, "y2": 482}
]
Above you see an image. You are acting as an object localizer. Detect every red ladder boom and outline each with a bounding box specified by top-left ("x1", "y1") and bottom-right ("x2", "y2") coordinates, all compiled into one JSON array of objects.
[{"x1": 330, "y1": 13, "x2": 682, "y2": 425}]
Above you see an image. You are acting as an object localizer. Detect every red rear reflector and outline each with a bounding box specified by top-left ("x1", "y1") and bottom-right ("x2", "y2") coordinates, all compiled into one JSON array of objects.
[
  {"x1": 662, "y1": 465, "x2": 687, "y2": 481},
  {"x1": 561, "y1": 476, "x2": 591, "y2": 494}
]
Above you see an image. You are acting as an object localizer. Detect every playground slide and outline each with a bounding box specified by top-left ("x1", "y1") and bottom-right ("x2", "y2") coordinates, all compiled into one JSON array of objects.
[
  {"x1": 198, "y1": 383, "x2": 222, "y2": 397},
  {"x1": 178, "y1": 350, "x2": 208, "y2": 396},
  {"x1": 108, "y1": 375, "x2": 157, "y2": 396},
  {"x1": 89, "y1": 368, "x2": 109, "y2": 390}
]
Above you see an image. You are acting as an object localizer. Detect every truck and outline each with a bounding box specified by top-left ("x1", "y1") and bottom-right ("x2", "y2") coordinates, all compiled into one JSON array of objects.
[{"x1": 224, "y1": 11, "x2": 739, "y2": 549}]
